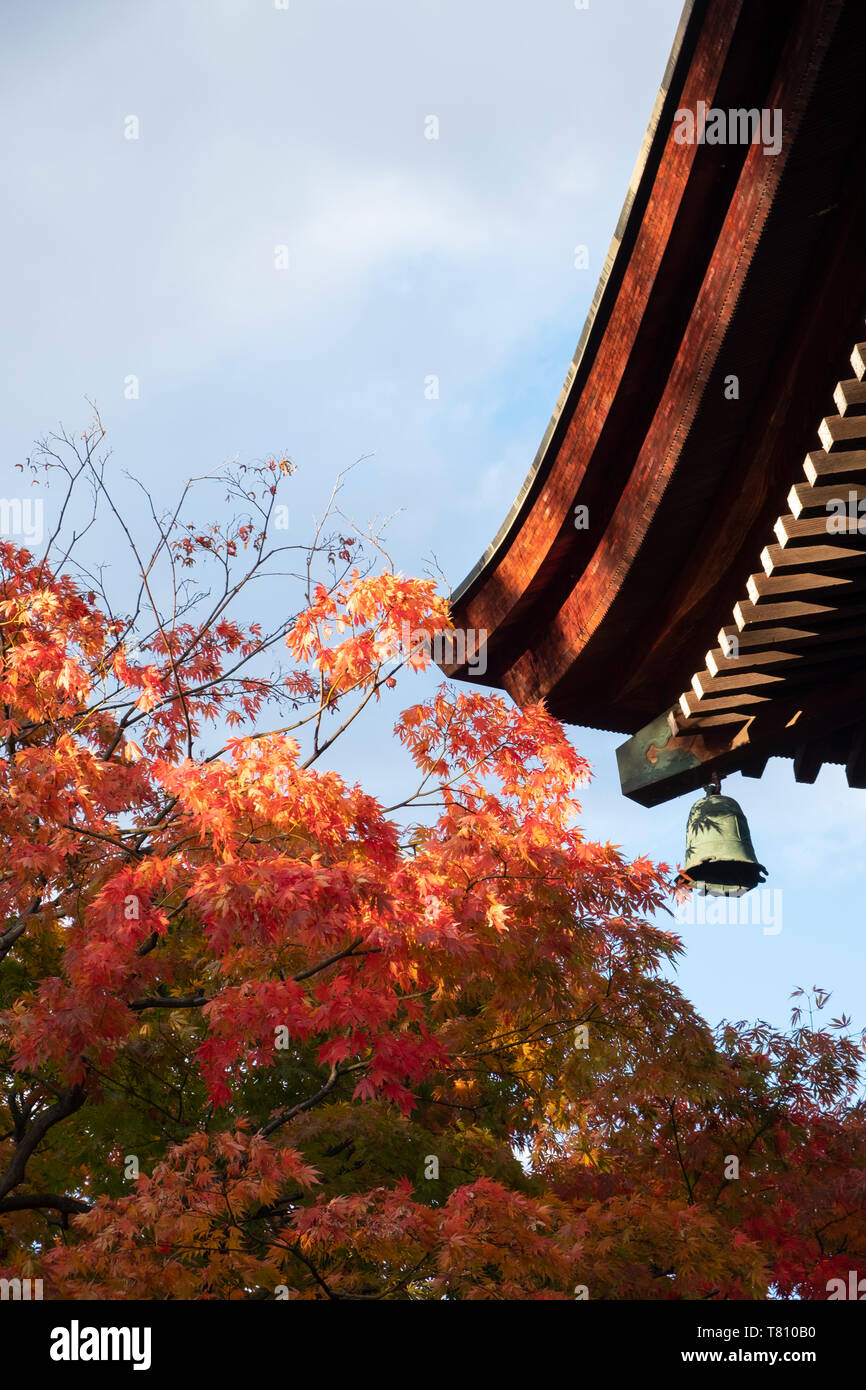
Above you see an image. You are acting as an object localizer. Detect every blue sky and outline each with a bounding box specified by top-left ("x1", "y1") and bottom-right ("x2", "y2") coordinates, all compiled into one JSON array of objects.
[{"x1": 2, "y1": 0, "x2": 862, "y2": 1039}]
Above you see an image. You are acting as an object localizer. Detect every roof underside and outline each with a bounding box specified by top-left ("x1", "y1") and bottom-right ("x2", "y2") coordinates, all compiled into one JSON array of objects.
[{"x1": 446, "y1": 0, "x2": 866, "y2": 747}]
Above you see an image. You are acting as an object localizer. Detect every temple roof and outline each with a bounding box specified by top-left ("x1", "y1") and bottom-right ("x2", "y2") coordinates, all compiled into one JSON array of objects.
[{"x1": 445, "y1": 0, "x2": 866, "y2": 802}]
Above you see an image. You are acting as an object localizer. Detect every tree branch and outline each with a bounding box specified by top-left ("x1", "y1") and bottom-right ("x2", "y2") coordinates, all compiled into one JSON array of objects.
[
  {"x1": 128, "y1": 993, "x2": 211, "y2": 1012},
  {"x1": 0, "y1": 1084, "x2": 87, "y2": 1204},
  {"x1": 0, "y1": 1191, "x2": 90, "y2": 1216}
]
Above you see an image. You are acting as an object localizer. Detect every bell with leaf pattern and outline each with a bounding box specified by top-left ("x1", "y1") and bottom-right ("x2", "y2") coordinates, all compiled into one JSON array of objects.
[{"x1": 680, "y1": 773, "x2": 767, "y2": 897}]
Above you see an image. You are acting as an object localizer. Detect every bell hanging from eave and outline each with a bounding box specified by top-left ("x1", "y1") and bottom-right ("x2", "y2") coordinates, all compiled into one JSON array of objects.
[{"x1": 680, "y1": 773, "x2": 767, "y2": 898}]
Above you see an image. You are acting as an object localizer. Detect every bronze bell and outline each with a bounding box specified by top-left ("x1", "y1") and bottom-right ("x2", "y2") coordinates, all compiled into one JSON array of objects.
[{"x1": 680, "y1": 777, "x2": 767, "y2": 897}]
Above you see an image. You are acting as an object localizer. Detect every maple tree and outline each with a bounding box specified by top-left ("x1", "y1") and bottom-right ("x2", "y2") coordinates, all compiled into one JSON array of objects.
[{"x1": 0, "y1": 416, "x2": 864, "y2": 1300}]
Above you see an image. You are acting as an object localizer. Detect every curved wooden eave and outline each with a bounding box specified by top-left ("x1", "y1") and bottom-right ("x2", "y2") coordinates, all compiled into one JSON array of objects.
[
  {"x1": 445, "y1": 0, "x2": 866, "y2": 738},
  {"x1": 449, "y1": 0, "x2": 702, "y2": 610}
]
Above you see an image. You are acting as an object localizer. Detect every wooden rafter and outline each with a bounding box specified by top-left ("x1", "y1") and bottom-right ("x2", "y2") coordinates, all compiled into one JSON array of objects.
[
  {"x1": 443, "y1": 0, "x2": 866, "y2": 806},
  {"x1": 616, "y1": 337, "x2": 866, "y2": 802},
  {"x1": 675, "y1": 336, "x2": 866, "y2": 734}
]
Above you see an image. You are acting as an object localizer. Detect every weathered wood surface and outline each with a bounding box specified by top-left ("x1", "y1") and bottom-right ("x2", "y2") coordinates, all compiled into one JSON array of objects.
[
  {"x1": 442, "y1": 0, "x2": 866, "y2": 804},
  {"x1": 622, "y1": 335, "x2": 866, "y2": 799},
  {"x1": 448, "y1": 1, "x2": 866, "y2": 731}
]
